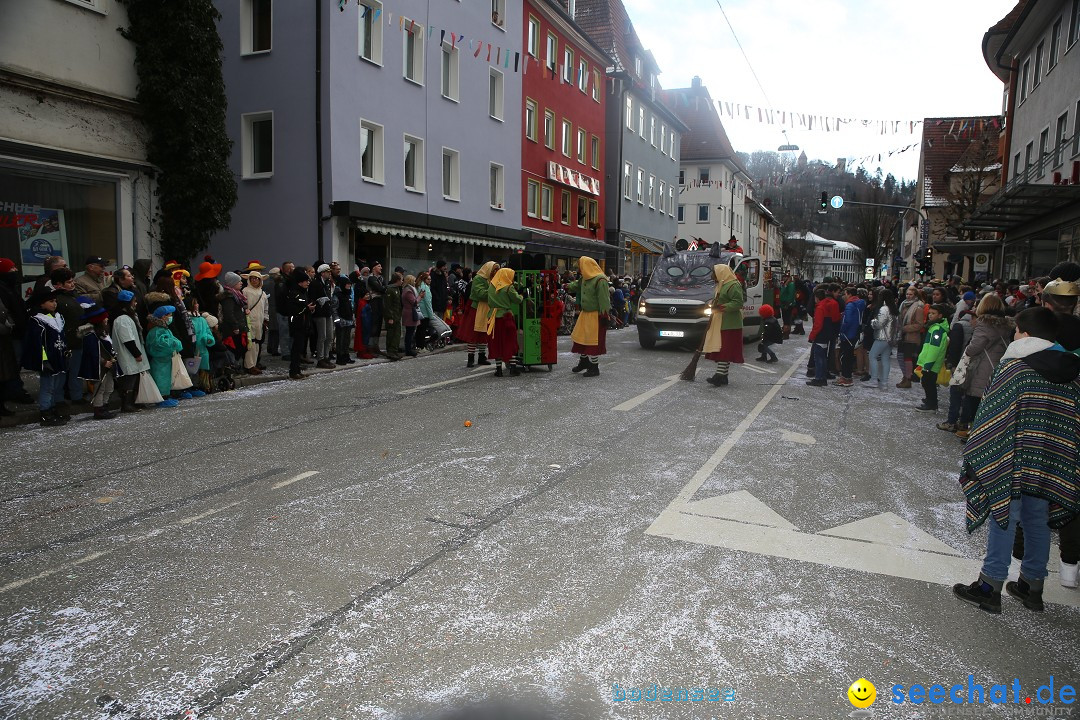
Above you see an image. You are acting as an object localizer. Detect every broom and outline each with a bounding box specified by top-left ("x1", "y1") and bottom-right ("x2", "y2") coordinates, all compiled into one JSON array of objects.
[{"x1": 680, "y1": 330, "x2": 709, "y2": 382}]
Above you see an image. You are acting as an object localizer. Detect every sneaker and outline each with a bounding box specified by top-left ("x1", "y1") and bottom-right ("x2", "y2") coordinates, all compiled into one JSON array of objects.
[
  {"x1": 952, "y1": 580, "x2": 1002, "y2": 614},
  {"x1": 1060, "y1": 562, "x2": 1078, "y2": 589},
  {"x1": 858, "y1": 374, "x2": 873, "y2": 382},
  {"x1": 189, "y1": 390, "x2": 206, "y2": 398},
  {"x1": 955, "y1": 427, "x2": 971, "y2": 439},
  {"x1": 937, "y1": 422, "x2": 957, "y2": 432},
  {"x1": 896, "y1": 378, "x2": 912, "y2": 388},
  {"x1": 288, "y1": 373, "x2": 307, "y2": 381},
  {"x1": 1005, "y1": 578, "x2": 1045, "y2": 612},
  {"x1": 157, "y1": 399, "x2": 180, "y2": 409},
  {"x1": 832, "y1": 378, "x2": 853, "y2": 387},
  {"x1": 915, "y1": 404, "x2": 937, "y2": 413},
  {"x1": 805, "y1": 379, "x2": 827, "y2": 387}
]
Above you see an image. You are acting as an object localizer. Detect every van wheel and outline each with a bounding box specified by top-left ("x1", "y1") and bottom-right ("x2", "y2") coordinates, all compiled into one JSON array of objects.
[{"x1": 638, "y1": 330, "x2": 656, "y2": 349}]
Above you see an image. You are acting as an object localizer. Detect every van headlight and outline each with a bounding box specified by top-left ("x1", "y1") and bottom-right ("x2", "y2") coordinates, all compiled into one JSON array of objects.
[
  {"x1": 704, "y1": 306, "x2": 713, "y2": 316},
  {"x1": 638, "y1": 303, "x2": 647, "y2": 315}
]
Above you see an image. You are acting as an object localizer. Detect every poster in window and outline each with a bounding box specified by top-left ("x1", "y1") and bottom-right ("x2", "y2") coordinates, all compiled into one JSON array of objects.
[{"x1": 18, "y1": 208, "x2": 68, "y2": 271}]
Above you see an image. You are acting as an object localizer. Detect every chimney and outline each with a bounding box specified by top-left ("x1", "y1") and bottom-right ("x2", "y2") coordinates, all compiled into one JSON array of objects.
[{"x1": 691, "y1": 76, "x2": 702, "y2": 89}]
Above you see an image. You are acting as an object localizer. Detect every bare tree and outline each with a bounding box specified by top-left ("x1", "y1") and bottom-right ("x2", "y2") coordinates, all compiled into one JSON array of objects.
[{"x1": 940, "y1": 130, "x2": 1001, "y2": 244}]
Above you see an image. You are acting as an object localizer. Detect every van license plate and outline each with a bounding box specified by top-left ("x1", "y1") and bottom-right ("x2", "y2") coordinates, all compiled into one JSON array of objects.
[{"x1": 659, "y1": 330, "x2": 685, "y2": 338}]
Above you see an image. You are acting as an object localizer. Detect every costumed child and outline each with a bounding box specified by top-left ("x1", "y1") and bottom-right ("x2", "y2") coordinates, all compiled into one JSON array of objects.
[
  {"x1": 186, "y1": 297, "x2": 216, "y2": 394},
  {"x1": 756, "y1": 304, "x2": 783, "y2": 363},
  {"x1": 242, "y1": 270, "x2": 269, "y2": 372},
  {"x1": 701, "y1": 264, "x2": 746, "y2": 387},
  {"x1": 110, "y1": 289, "x2": 154, "y2": 412},
  {"x1": 76, "y1": 301, "x2": 119, "y2": 420},
  {"x1": 21, "y1": 287, "x2": 69, "y2": 426},
  {"x1": 485, "y1": 267, "x2": 522, "y2": 377},
  {"x1": 454, "y1": 261, "x2": 499, "y2": 368},
  {"x1": 145, "y1": 305, "x2": 183, "y2": 409},
  {"x1": 568, "y1": 256, "x2": 610, "y2": 377}
]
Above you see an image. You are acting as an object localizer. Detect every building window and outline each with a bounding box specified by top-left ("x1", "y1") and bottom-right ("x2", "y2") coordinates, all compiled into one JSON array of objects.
[
  {"x1": 660, "y1": 124, "x2": 667, "y2": 154},
  {"x1": 1050, "y1": 19, "x2": 1062, "y2": 71},
  {"x1": 634, "y1": 55, "x2": 643, "y2": 77},
  {"x1": 546, "y1": 33, "x2": 557, "y2": 72},
  {"x1": 526, "y1": 179, "x2": 539, "y2": 218},
  {"x1": 241, "y1": 111, "x2": 273, "y2": 178},
  {"x1": 1013, "y1": 151, "x2": 1021, "y2": 179},
  {"x1": 441, "y1": 42, "x2": 459, "y2": 101},
  {"x1": 648, "y1": 175, "x2": 655, "y2": 208},
  {"x1": 562, "y1": 47, "x2": 574, "y2": 83},
  {"x1": 1074, "y1": 100, "x2": 1080, "y2": 157},
  {"x1": 403, "y1": 20, "x2": 424, "y2": 84},
  {"x1": 636, "y1": 168, "x2": 644, "y2": 204},
  {"x1": 1038, "y1": 127, "x2": 1050, "y2": 175},
  {"x1": 404, "y1": 135, "x2": 424, "y2": 192},
  {"x1": 577, "y1": 197, "x2": 587, "y2": 228},
  {"x1": 561, "y1": 120, "x2": 572, "y2": 157},
  {"x1": 591, "y1": 70, "x2": 600, "y2": 102},
  {"x1": 623, "y1": 162, "x2": 632, "y2": 199},
  {"x1": 242, "y1": 0, "x2": 272, "y2": 54},
  {"x1": 541, "y1": 185, "x2": 553, "y2": 221},
  {"x1": 489, "y1": 163, "x2": 504, "y2": 209},
  {"x1": 677, "y1": 204, "x2": 685, "y2": 223},
  {"x1": 1034, "y1": 42, "x2": 1044, "y2": 87},
  {"x1": 668, "y1": 186, "x2": 674, "y2": 216},
  {"x1": 561, "y1": 191, "x2": 571, "y2": 224},
  {"x1": 678, "y1": 168, "x2": 685, "y2": 185},
  {"x1": 527, "y1": 16, "x2": 540, "y2": 57},
  {"x1": 697, "y1": 204, "x2": 709, "y2": 222},
  {"x1": 1025, "y1": 140, "x2": 1034, "y2": 175},
  {"x1": 576, "y1": 128, "x2": 586, "y2": 163},
  {"x1": 491, "y1": 0, "x2": 505, "y2": 28},
  {"x1": 442, "y1": 148, "x2": 460, "y2": 200},
  {"x1": 638, "y1": 107, "x2": 645, "y2": 138},
  {"x1": 1070, "y1": 0, "x2": 1080, "y2": 48},
  {"x1": 658, "y1": 181, "x2": 666, "y2": 213},
  {"x1": 1055, "y1": 113, "x2": 1069, "y2": 167},
  {"x1": 698, "y1": 167, "x2": 709, "y2": 183},
  {"x1": 588, "y1": 199, "x2": 598, "y2": 227},
  {"x1": 358, "y1": 1, "x2": 383, "y2": 63},
  {"x1": 590, "y1": 136, "x2": 600, "y2": 170},
  {"x1": 360, "y1": 119, "x2": 384, "y2": 183},
  {"x1": 625, "y1": 97, "x2": 633, "y2": 130},
  {"x1": 544, "y1": 109, "x2": 555, "y2": 149},
  {"x1": 578, "y1": 59, "x2": 588, "y2": 92},
  {"x1": 1020, "y1": 58, "x2": 1030, "y2": 102},
  {"x1": 489, "y1": 69, "x2": 504, "y2": 120},
  {"x1": 525, "y1": 99, "x2": 538, "y2": 142},
  {"x1": 669, "y1": 131, "x2": 676, "y2": 159},
  {"x1": 650, "y1": 117, "x2": 657, "y2": 147}
]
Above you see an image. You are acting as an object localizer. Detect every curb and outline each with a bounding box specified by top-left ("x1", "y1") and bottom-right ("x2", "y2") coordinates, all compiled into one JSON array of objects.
[{"x1": 0, "y1": 344, "x2": 465, "y2": 430}]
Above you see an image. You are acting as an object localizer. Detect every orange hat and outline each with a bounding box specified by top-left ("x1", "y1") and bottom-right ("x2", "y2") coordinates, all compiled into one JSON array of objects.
[
  {"x1": 243, "y1": 260, "x2": 266, "y2": 272},
  {"x1": 195, "y1": 260, "x2": 222, "y2": 281},
  {"x1": 759, "y1": 304, "x2": 775, "y2": 318}
]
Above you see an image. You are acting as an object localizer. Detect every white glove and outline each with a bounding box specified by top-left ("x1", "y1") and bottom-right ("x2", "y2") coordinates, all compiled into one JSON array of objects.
[{"x1": 316, "y1": 296, "x2": 330, "y2": 305}]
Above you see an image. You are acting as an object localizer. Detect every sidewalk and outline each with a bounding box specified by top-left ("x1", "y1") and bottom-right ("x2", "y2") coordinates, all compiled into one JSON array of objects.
[{"x1": 1, "y1": 342, "x2": 464, "y2": 429}]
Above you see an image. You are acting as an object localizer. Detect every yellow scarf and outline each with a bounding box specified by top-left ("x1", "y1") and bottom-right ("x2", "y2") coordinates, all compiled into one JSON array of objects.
[
  {"x1": 570, "y1": 256, "x2": 604, "y2": 346},
  {"x1": 702, "y1": 264, "x2": 737, "y2": 354},
  {"x1": 476, "y1": 261, "x2": 498, "y2": 281},
  {"x1": 485, "y1": 268, "x2": 516, "y2": 334},
  {"x1": 471, "y1": 261, "x2": 500, "y2": 333}
]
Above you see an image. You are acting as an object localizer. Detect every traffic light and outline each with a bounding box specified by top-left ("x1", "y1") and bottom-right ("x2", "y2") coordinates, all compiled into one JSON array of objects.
[
  {"x1": 916, "y1": 248, "x2": 933, "y2": 276},
  {"x1": 820, "y1": 191, "x2": 828, "y2": 210}
]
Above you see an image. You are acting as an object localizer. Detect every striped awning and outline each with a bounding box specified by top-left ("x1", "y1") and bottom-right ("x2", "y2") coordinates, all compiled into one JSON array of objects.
[{"x1": 354, "y1": 221, "x2": 525, "y2": 251}]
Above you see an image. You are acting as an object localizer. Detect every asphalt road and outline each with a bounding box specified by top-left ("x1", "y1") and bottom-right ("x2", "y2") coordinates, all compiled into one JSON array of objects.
[{"x1": 1, "y1": 328, "x2": 1078, "y2": 719}]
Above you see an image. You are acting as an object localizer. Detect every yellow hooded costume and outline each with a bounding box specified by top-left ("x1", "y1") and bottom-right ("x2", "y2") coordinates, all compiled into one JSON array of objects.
[
  {"x1": 485, "y1": 268, "x2": 518, "y2": 334},
  {"x1": 702, "y1": 264, "x2": 744, "y2": 354},
  {"x1": 471, "y1": 261, "x2": 499, "y2": 333},
  {"x1": 569, "y1": 257, "x2": 610, "y2": 347}
]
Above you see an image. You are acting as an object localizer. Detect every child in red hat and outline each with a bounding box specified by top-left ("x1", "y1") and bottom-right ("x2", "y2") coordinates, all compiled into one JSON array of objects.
[{"x1": 756, "y1": 304, "x2": 783, "y2": 363}]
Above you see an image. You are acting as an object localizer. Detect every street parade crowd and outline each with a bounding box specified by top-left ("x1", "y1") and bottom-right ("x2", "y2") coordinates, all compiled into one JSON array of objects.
[{"x1": 1, "y1": 249, "x2": 1079, "y2": 614}]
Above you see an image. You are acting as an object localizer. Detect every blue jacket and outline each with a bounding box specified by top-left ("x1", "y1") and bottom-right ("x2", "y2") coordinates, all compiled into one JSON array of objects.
[{"x1": 840, "y1": 298, "x2": 865, "y2": 341}]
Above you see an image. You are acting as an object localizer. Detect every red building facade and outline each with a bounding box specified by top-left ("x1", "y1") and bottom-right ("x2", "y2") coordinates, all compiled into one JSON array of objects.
[{"x1": 521, "y1": 0, "x2": 610, "y2": 264}]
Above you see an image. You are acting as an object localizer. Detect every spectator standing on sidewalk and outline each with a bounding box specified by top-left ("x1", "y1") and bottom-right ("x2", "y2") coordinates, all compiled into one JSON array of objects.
[
  {"x1": 286, "y1": 269, "x2": 315, "y2": 380},
  {"x1": 896, "y1": 286, "x2": 926, "y2": 388},
  {"x1": 806, "y1": 286, "x2": 840, "y2": 387},
  {"x1": 402, "y1": 275, "x2": 420, "y2": 357},
  {"x1": 219, "y1": 272, "x2": 251, "y2": 373},
  {"x1": 332, "y1": 274, "x2": 355, "y2": 365},
  {"x1": 835, "y1": 287, "x2": 864, "y2": 386},
  {"x1": 430, "y1": 260, "x2": 450, "y2": 322},
  {"x1": 383, "y1": 272, "x2": 404, "y2": 361},
  {"x1": 50, "y1": 268, "x2": 88, "y2": 404},
  {"x1": 955, "y1": 293, "x2": 1013, "y2": 439},
  {"x1": 242, "y1": 270, "x2": 269, "y2": 372},
  {"x1": 73, "y1": 256, "x2": 108, "y2": 304},
  {"x1": 913, "y1": 303, "x2": 951, "y2": 413},
  {"x1": 309, "y1": 264, "x2": 335, "y2": 369},
  {"x1": 275, "y1": 261, "x2": 295, "y2": 361},
  {"x1": 22, "y1": 287, "x2": 69, "y2": 426},
  {"x1": 366, "y1": 262, "x2": 387, "y2": 356}
]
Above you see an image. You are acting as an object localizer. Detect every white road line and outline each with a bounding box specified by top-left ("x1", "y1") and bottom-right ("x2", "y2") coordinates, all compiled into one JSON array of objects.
[
  {"x1": 741, "y1": 364, "x2": 776, "y2": 375},
  {"x1": 612, "y1": 375, "x2": 680, "y2": 412},
  {"x1": 0, "y1": 501, "x2": 244, "y2": 595},
  {"x1": 272, "y1": 471, "x2": 320, "y2": 490},
  {"x1": 398, "y1": 372, "x2": 489, "y2": 395}
]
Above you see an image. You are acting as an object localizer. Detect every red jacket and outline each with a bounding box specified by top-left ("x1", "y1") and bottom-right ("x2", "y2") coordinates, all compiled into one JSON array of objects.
[{"x1": 809, "y1": 296, "x2": 841, "y2": 342}]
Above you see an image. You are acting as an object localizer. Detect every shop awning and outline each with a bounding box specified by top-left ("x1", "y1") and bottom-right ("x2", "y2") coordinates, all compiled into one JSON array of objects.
[
  {"x1": 961, "y1": 182, "x2": 1080, "y2": 232},
  {"x1": 526, "y1": 228, "x2": 610, "y2": 257},
  {"x1": 625, "y1": 235, "x2": 666, "y2": 255},
  {"x1": 354, "y1": 221, "x2": 525, "y2": 251}
]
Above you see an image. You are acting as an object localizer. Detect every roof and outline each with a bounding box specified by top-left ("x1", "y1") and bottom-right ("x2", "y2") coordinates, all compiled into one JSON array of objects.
[
  {"x1": 918, "y1": 116, "x2": 1002, "y2": 208},
  {"x1": 981, "y1": 0, "x2": 1032, "y2": 82},
  {"x1": 663, "y1": 83, "x2": 747, "y2": 174}
]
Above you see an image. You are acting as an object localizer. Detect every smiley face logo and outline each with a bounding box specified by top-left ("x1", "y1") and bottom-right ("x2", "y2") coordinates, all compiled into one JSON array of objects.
[{"x1": 847, "y1": 678, "x2": 876, "y2": 708}]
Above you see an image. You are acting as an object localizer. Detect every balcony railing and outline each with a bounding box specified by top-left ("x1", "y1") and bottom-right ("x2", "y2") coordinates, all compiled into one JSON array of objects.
[{"x1": 1006, "y1": 128, "x2": 1080, "y2": 192}]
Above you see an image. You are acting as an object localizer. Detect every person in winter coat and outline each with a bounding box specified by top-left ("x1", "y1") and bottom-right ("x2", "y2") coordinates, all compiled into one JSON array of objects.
[
  {"x1": 955, "y1": 293, "x2": 1014, "y2": 439},
  {"x1": 383, "y1": 272, "x2": 404, "y2": 361},
  {"x1": 218, "y1": 272, "x2": 251, "y2": 372},
  {"x1": 914, "y1": 303, "x2": 951, "y2": 412},
  {"x1": 365, "y1": 262, "x2": 387, "y2": 356},
  {"x1": 0, "y1": 258, "x2": 32, "y2": 405},
  {"x1": 309, "y1": 263, "x2": 335, "y2": 368},
  {"x1": 430, "y1": 260, "x2": 450, "y2": 321},
  {"x1": 73, "y1": 256, "x2": 108, "y2": 304},
  {"x1": 567, "y1": 257, "x2": 611, "y2": 377},
  {"x1": 485, "y1": 268, "x2": 523, "y2": 377},
  {"x1": 183, "y1": 297, "x2": 215, "y2": 395},
  {"x1": 76, "y1": 302, "x2": 119, "y2": 420},
  {"x1": 285, "y1": 269, "x2": 315, "y2": 380},
  {"x1": 702, "y1": 264, "x2": 746, "y2": 387},
  {"x1": 332, "y1": 274, "x2": 355, "y2": 365},
  {"x1": 132, "y1": 259, "x2": 152, "y2": 297},
  {"x1": 779, "y1": 276, "x2": 796, "y2": 337},
  {"x1": 756, "y1": 304, "x2": 783, "y2": 363},
  {"x1": 954, "y1": 307, "x2": 1080, "y2": 614},
  {"x1": 109, "y1": 290, "x2": 150, "y2": 412},
  {"x1": 22, "y1": 287, "x2": 69, "y2": 426},
  {"x1": 401, "y1": 275, "x2": 420, "y2": 357},
  {"x1": 836, "y1": 288, "x2": 865, "y2": 386},
  {"x1": 49, "y1": 268, "x2": 89, "y2": 404},
  {"x1": 938, "y1": 301, "x2": 974, "y2": 432},
  {"x1": 242, "y1": 270, "x2": 269, "y2": 373},
  {"x1": 145, "y1": 305, "x2": 183, "y2": 408},
  {"x1": 806, "y1": 286, "x2": 841, "y2": 387},
  {"x1": 454, "y1": 261, "x2": 499, "y2": 367},
  {"x1": 896, "y1": 285, "x2": 926, "y2": 388},
  {"x1": 867, "y1": 288, "x2": 898, "y2": 389},
  {"x1": 0, "y1": 292, "x2": 17, "y2": 416}
]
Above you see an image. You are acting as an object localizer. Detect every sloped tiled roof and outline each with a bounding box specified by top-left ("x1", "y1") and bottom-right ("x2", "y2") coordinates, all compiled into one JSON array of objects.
[
  {"x1": 574, "y1": 0, "x2": 649, "y2": 78},
  {"x1": 982, "y1": 0, "x2": 1030, "y2": 81},
  {"x1": 919, "y1": 116, "x2": 1002, "y2": 207},
  {"x1": 664, "y1": 84, "x2": 747, "y2": 174}
]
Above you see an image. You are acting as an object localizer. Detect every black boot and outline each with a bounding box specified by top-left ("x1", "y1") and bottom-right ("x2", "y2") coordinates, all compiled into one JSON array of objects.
[
  {"x1": 476, "y1": 352, "x2": 492, "y2": 366},
  {"x1": 571, "y1": 356, "x2": 590, "y2": 373},
  {"x1": 51, "y1": 408, "x2": 69, "y2": 425},
  {"x1": 509, "y1": 364, "x2": 521, "y2": 377},
  {"x1": 494, "y1": 365, "x2": 504, "y2": 377},
  {"x1": 706, "y1": 374, "x2": 723, "y2": 386},
  {"x1": 93, "y1": 406, "x2": 117, "y2": 421},
  {"x1": 1006, "y1": 576, "x2": 1044, "y2": 612},
  {"x1": 120, "y1": 391, "x2": 141, "y2": 413},
  {"x1": 467, "y1": 353, "x2": 475, "y2": 368},
  {"x1": 583, "y1": 363, "x2": 599, "y2": 377},
  {"x1": 0, "y1": 404, "x2": 11, "y2": 417},
  {"x1": 952, "y1": 578, "x2": 1002, "y2": 614}
]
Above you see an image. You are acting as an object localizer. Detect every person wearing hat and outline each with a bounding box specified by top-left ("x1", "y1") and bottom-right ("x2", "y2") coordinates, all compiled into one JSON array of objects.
[
  {"x1": 0, "y1": 258, "x2": 33, "y2": 406},
  {"x1": 21, "y1": 287, "x2": 69, "y2": 425},
  {"x1": 194, "y1": 256, "x2": 223, "y2": 319},
  {"x1": 145, "y1": 305, "x2": 183, "y2": 408},
  {"x1": 383, "y1": 272, "x2": 405, "y2": 361},
  {"x1": 108, "y1": 289, "x2": 149, "y2": 412},
  {"x1": 243, "y1": 260, "x2": 266, "y2": 273},
  {"x1": 332, "y1": 273, "x2": 356, "y2": 365},
  {"x1": 218, "y1": 271, "x2": 251, "y2": 372},
  {"x1": 484, "y1": 268, "x2": 523, "y2": 376},
  {"x1": 702, "y1": 263, "x2": 746, "y2": 386},
  {"x1": 430, "y1": 260, "x2": 450, "y2": 321},
  {"x1": 50, "y1": 268, "x2": 90, "y2": 405},
  {"x1": 454, "y1": 261, "x2": 498, "y2": 367},
  {"x1": 567, "y1": 257, "x2": 610, "y2": 377},
  {"x1": 1041, "y1": 270, "x2": 1079, "y2": 317},
  {"x1": 76, "y1": 301, "x2": 119, "y2": 420},
  {"x1": 74, "y1": 256, "x2": 108, "y2": 304},
  {"x1": 183, "y1": 296, "x2": 216, "y2": 395},
  {"x1": 308, "y1": 263, "x2": 335, "y2": 368},
  {"x1": 285, "y1": 268, "x2": 316, "y2": 379},
  {"x1": 365, "y1": 262, "x2": 387, "y2": 356},
  {"x1": 756, "y1": 304, "x2": 783, "y2": 363},
  {"x1": 242, "y1": 269, "x2": 270, "y2": 373}
]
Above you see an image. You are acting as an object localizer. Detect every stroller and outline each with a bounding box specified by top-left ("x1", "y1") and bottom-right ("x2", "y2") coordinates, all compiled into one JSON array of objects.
[
  {"x1": 205, "y1": 337, "x2": 240, "y2": 392},
  {"x1": 416, "y1": 315, "x2": 452, "y2": 351}
]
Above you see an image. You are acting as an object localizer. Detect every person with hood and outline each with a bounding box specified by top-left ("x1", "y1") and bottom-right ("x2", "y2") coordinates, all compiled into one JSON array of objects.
[
  {"x1": 756, "y1": 304, "x2": 783, "y2": 363},
  {"x1": 702, "y1": 264, "x2": 746, "y2": 387},
  {"x1": 955, "y1": 293, "x2": 1014, "y2": 439},
  {"x1": 309, "y1": 263, "x2": 335, "y2": 368},
  {"x1": 835, "y1": 287, "x2": 865, "y2": 386},
  {"x1": 938, "y1": 297, "x2": 974, "y2": 432},
  {"x1": 383, "y1": 272, "x2": 404, "y2": 361},
  {"x1": 242, "y1": 270, "x2": 270, "y2": 372},
  {"x1": 76, "y1": 301, "x2": 119, "y2": 420},
  {"x1": 867, "y1": 287, "x2": 898, "y2": 389},
  {"x1": 194, "y1": 256, "x2": 223, "y2": 319},
  {"x1": 913, "y1": 302, "x2": 951, "y2": 412},
  {"x1": 896, "y1": 285, "x2": 926, "y2": 388},
  {"x1": 454, "y1": 261, "x2": 498, "y2": 368},
  {"x1": 132, "y1": 259, "x2": 153, "y2": 297},
  {"x1": 806, "y1": 286, "x2": 840, "y2": 387},
  {"x1": 954, "y1": 307, "x2": 1080, "y2": 614},
  {"x1": 145, "y1": 305, "x2": 183, "y2": 408},
  {"x1": 485, "y1": 267, "x2": 523, "y2": 377},
  {"x1": 218, "y1": 271, "x2": 251, "y2": 372},
  {"x1": 567, "y1": 256, "x2": 610, "y2": 377},
  {"x1": 21, "y1": 287, "x2": 69, "y2": 426}
]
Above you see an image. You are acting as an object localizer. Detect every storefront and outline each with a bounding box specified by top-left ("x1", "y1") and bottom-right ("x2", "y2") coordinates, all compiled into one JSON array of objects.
[
  {"x1": 349, "y1": 220, "x2": 525, "y2": 275},
  {"x1": 525, "y1": 228, "x2": 611, "y2": 277},
  {"x1": 621, "y1": 234, "x2": 665, "y2": 278}
]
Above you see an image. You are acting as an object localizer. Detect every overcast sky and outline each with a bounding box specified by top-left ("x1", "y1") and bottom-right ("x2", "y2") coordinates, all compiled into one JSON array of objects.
[{"x1": 624, "y1": 0, "x2": 1018, "y2": 182}]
